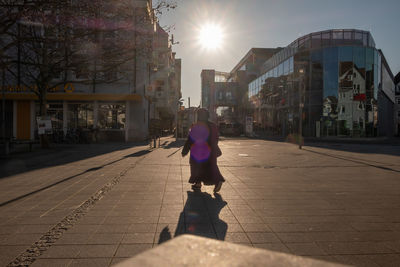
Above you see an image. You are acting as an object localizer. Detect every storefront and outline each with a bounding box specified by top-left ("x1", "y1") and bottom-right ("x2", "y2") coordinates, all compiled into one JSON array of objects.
[{"x1": 1, "y1": 91, "x2": 148, "y2": 142}]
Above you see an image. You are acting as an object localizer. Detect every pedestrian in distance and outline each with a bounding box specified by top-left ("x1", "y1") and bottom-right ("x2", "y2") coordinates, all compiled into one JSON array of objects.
[{"x1": 182, "y1": 108, "x2": 225, "y2": 192}]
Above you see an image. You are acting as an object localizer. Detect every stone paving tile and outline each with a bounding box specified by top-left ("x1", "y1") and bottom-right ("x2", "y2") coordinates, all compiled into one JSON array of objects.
[
  {"x1": 285, "y1": 242, "x2": 328, "y2": 256},
  {"x1": 121, "y1": 233, "x2": 155, "y2": 244},
  {"x1": 78, "y1": 216, "x2": 106, "y2": 225},
  {"x1": 383, "y1": 240, "x2": 400, "y2": 253},
  {"x1": 317, "y1": 241, "x2": 397, "y2": 255},
  {"x1": 127, "y1": 223, "x2": 157, "y2": 233},
  {"x1": 114, "y1": 244, "x2": 153, "y2": 257},
  {"x1": 95, "y1": 224, "x2": 129, "y2": 234},
  {"x1": 0, "y1": 233, "x2": 42, "y2": 245},
  {"x1": 30, "y1": 258, "x2": 73, "y2": 267},
  {"x1": 364, "y1": 254, "x2": 400, "y2": 267},
  {"x1": 87, "y1": 233, "x2": 125, "y2": 245},
  {"x1": 56, "y1": 233, "x2": 93, "y2": 245},
  {"x1": 350, "y1": 222, "x2": 397, "y2": 232},
  {"x1": 76, "y1": 244, "x2": 118, "y2": 258},
  {"x1": 240, "y1": 223, "x2": 271, "y2": 232},
  {"x1": 219, "y1": 232, "x2": 251, "y2": 243},
  {"x1": 252, "y1": 243, "x2": 291, "y2": 253},
  {"x1": 69, "y1": 258, "x2": 111, "y2": 267},
  {"x1": 158, "y1": 216, "x2": 181, "y2": 224},
  {"x1": 110, "y1": 257, "x2": 130, "y2": 265},
  {"x1": 332, "y1": 255, "x2": 381, "y2": 267},
  {"x1": 274, "y1": 232, "x2": 315, "y2": 243},
  {"x1": 65, "y1": 224, "x2": 100, "y2": 234},
  {"x1": 267, "y1": 223, "x2": 354, "y2": 233},
  {"x1": 246, "y1": 232, "x2": 281, "y2": 243},
  {"x1": 0, "y1": 245, "x2": 27, "y2": 266},
  {"x1": 39, "y1": 245, "x2": 80, "y2": 258}
]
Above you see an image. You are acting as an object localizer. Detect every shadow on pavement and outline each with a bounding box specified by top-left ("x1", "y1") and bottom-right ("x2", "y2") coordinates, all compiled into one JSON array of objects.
[
  {"x1": 161, "y1": 139, "x2": 185, "y2": 149},
  {"x1": 0, "y1": 149, "x2": 152, "y2": 207},
  {"x1": 0, "y1": 143, "x2": 149, "y2": 179},
  {"x1": 303, "y1": 148, "x2": 400, "y2": 173},
  {"x1": 304, "y1": 142, "x2": 400, "y2": 157},
  {"x1": 158, "y1": 191, "x2": 227, "y2": 244}
]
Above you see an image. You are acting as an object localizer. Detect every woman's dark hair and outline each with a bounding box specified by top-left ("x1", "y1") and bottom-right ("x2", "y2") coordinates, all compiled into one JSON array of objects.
[{"x1": 197, "y1": 108, "x2": 209, "y2": 122}]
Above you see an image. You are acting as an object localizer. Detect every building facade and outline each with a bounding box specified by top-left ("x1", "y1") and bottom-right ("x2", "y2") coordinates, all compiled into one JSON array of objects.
[
  {"x1": 249, "y1": 29, "x2": 396, "y2": 138},
  {"x1": 395, "y1": 72, "x2": 400, "y2": 136},
  {"x1": 201, "y1": 48, "x2": 281, "y2": 129},
  {"x1": 148, "y1": 23, "x2": 182, "y2": 135},
  {"x1": 1, "y1": 0, "x2": 181, "y2": 142}
]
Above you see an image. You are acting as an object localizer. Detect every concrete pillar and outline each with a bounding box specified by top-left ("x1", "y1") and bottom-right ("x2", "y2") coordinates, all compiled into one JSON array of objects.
[
  {"x1": 30, "y1": 101, "x2": 35, "y2": 140},
  {"x1": 63, "y1": 101, "x2": 68, "y2": 136},
  {"x1": 13, "y1": 100, "x2": 17, "y2": 139},
  {"x1": 125, "y1": 100, "x2": 130, "y2": 142},
  {"x1": 93, "y1": 101, "x2": 98, "y2": 128},
  {"x1": 126, "y1": 99, "x2": 148, "y2": 142}
]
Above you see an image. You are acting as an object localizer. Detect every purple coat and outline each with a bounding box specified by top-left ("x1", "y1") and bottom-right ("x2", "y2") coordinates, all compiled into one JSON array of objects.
[{"x1": 182, "y1": 121, "x2": 225, "y2": 185}]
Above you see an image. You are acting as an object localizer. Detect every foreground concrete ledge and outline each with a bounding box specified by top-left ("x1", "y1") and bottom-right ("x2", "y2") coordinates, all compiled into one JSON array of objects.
[{"x1": 114, "y1": 235, "x2": 348, "y2": 267}]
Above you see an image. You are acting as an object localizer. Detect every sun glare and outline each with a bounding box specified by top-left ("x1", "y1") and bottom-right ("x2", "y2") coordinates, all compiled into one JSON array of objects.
[{"x1": 198, "y1": 23, "x2": 223, "y2": 50}]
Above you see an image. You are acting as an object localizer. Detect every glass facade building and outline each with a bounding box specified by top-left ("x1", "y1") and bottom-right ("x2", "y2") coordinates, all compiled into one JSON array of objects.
[{"x1": 249, "y1": 29, "x2": 395, "y2": 138}]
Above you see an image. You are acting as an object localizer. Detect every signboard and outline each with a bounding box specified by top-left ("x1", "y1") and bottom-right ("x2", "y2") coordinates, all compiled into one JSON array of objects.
[
  {"x1": 37, "y1": 116, "x2": 53, "y2": 135},
  {"x1": 245, "y1": 116, "x2": 253, "y2": 136}
]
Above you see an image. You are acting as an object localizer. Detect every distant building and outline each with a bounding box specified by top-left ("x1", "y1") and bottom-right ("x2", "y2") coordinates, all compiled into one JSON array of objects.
[
  {"x1": 177, "y1": 107, "x2": 197, "y2": 138},
  {"x1": 395, "y1": 72, "x2": 400, "y2": 136},
  {"x1": 202, "y1": 29, "x2": 396, "y2": 138},
  {"x1": 201, "y1": 48, "x2": 281, "y2": 131},
  {"x1": 248, "y1": 29, "x2": 397, "y2": 138}
]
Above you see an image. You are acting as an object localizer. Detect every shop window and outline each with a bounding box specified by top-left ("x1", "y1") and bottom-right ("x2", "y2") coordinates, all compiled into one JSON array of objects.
[
  {"x1": 68, "y1": 103, "x2": 94, "y2": 129},
  {"x1": 98, "y1": 104, "x2": 125, "y2": 129}
]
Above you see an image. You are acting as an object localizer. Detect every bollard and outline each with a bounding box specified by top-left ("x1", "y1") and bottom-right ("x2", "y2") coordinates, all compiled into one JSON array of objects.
[
  {"x1": 153, "y1": 138, "x2": 156, "y2": 148},
  {"x1": 158, "y1": 137, "x2": 160, "y2": 147}
]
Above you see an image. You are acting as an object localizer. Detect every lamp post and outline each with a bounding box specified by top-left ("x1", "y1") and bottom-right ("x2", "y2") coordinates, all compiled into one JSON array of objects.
[{"x1": 298, "y1": 68, "x2": 305, "y2": 149}]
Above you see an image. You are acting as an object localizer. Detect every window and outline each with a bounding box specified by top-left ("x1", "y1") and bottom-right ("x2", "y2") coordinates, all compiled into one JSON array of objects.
[
  {"x1": 322, "y1": 32, "x2": 330, "y2": 47},
  {"x1": 68, "y1": 103, "x2": 94, "y2": 129},
  {"x1": 332, "y1": 30, "x2": 343, "y2": 40},
  {"x1": 344, "y1": 31, "x2": 352, "y2": 40},
  {"x1": 397, "y1": 98, "x2": 400, "y2": 105},
  {"x1": 283, "y1": 59, "x2": 289, "y2": 75},
  {"x1": 98, "y1": 104, "x2": 126, "y2": 129},
  {"x1": 311, "y1": 33, "x2": 321, "y2": 48}
]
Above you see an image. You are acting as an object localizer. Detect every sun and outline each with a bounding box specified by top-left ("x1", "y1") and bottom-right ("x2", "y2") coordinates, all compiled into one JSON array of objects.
[{"x1": 198, "y1": 23, "x2": 223, "y2": 50}]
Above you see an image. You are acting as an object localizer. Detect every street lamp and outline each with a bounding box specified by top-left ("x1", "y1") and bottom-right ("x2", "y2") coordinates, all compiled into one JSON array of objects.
[{"x1": 298, "y1": 68, "x2": 305, "y2": 149}]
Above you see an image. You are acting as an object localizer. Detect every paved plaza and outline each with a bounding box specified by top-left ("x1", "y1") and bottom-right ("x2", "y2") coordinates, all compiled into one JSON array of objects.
[{"x1": 0, "y1": 137, "x2": 400, "y2": 266}]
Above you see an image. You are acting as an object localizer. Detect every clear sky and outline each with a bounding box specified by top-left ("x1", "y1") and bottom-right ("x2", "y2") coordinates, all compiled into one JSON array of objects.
[{"x1": 158, "y1": 0, "x2": 400, "y2": 107}]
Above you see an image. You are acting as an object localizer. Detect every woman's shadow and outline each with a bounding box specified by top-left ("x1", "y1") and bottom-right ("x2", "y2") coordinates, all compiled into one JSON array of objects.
[{"x1": 158, "y1": 191, "x2": 227, "y2": 244}]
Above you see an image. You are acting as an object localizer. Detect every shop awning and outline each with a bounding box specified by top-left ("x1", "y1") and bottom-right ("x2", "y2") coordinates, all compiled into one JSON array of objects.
[{"x1": 1, "y1": 93, "x2": 142, "y2": 101}]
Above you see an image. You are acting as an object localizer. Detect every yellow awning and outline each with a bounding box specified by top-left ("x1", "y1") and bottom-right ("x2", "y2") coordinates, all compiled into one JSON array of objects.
[{"x1": 1, "y1": 93, "x2": 142, "y2": 101}]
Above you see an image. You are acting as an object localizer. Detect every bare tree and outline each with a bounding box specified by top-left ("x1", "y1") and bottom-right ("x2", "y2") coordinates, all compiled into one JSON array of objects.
[{"x1": 0, "y1": 0, "x2": 176, "y2": 147}]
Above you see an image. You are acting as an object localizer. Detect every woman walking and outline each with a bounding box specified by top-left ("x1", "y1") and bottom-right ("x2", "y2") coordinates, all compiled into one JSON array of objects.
[{"x1": 182, "y1": 108, "x2": 224, "y2": 192}]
